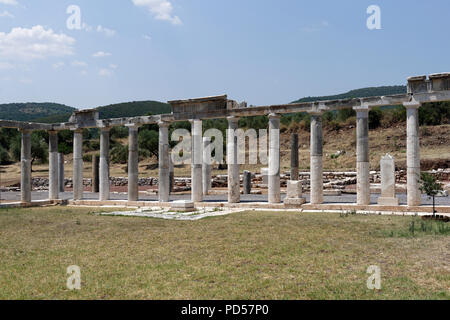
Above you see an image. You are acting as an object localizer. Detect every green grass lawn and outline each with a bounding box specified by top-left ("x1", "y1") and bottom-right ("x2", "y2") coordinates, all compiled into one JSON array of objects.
[{"x1": 0, "y1": 206, "x2": 448, "y2": 300}]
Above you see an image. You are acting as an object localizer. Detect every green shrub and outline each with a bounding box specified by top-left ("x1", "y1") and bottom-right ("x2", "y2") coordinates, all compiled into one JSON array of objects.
[{"x1": 111, "y1": 144, "x2": 128, "y2": 164}]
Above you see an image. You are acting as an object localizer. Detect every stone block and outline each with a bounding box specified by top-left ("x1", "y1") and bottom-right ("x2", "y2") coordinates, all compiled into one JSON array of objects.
[
  {"x1": 170, "y1": 200, "x2": 195, "y2": 212},
  {"x1": 286, "y1": 181, "x2": 302, "y2": 199}
]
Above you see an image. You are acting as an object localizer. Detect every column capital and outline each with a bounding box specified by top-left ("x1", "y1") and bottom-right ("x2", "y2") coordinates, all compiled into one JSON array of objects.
[
  {"x1": 48, "y1": 130, "x2": 58, "y2": 135},
  {"x1": 125, "y1": 123, "x2": 141, "y2": 130},
  {"x1": 403, "y1": 100, "x2": 421, "y2": 109},
  {"x1": 227, "y1": 116, "x2": 240, "y2": 123},
  {"x1": 71, "y1": 128, "x2": 84, "y2": 133},
  {"x1": 19, "y1": 128, "x2": 32, "y2": 133},
  {"x1": 99, "y1": 126, "x2": 111, "y2": 132},
  {"x1": 353, "y1": 105, "x2": 370, "y2": 113},
  {"x1": 268, "y1": 113, "x2": 281, "y2": 119},
  {"x1": 158, "y1": 120, "x2": 171, "y2": 128},
  {"x1": 307, "y1": 110, "x2": 324, "y2": 117}
]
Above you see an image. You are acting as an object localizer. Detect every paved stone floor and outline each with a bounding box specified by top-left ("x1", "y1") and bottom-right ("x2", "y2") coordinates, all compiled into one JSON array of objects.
[{"x1": 0, "y1": 191, "x2": 449, "y2": 206}]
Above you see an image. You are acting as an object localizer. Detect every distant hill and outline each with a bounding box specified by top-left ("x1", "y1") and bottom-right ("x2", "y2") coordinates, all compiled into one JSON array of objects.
[
  {"x1": 292, "y1": 86, "x2": 407, "y2": 103},
  {"x1": 0, "y1": 103, "x2": 75, "y2": 122},
  {"x1": 96, "y1": 101, "x2": 170, "y2": 119},
  {"x1": 32, "y1": 100, "x2": 171, "y2": 123}
]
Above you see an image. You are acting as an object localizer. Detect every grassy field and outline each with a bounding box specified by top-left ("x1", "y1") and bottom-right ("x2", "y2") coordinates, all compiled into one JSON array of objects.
[{"x1": 0, "y1": 207, "x2": 449, "y2": 300}]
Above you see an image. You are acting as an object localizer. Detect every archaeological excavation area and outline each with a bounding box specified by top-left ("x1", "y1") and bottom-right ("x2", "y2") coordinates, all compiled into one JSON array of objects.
[{"x1": 0, "y1": 73, "x2": 449, "y2": 215}]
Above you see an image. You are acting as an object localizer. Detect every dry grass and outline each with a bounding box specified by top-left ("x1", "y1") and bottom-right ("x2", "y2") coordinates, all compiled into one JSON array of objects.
[{"x1": 0, "y1": 207, "x2": 448, "y2": 300}]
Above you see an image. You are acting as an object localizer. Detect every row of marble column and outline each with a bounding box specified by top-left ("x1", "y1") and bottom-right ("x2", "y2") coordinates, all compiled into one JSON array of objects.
[{"x1": 18, "y1": 102, "x2": 422, "y2": 207}]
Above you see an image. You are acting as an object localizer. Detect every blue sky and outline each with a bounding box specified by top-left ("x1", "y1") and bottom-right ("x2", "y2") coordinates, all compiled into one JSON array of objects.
[{"x1": 0, "y1": 0, "x2": 449, "y2": 109}]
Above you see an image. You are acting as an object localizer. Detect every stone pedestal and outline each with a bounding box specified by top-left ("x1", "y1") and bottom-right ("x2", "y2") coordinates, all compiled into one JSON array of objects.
[
  {"x1": 202, "y1": 137, "x2": 212, "y2": 196},
  {"x1": 171, "y1": 200, "x2": 195, "y2": 212},
  {"x1": 404, "y1": 102, "x2": 422, "y2": 206},
  {"x1": 243, "y1": 171, "x2": 252, "y2": 195},
  {"x1": 73, "y1": 129, "x2": 84, "y2": 201},
  {"x1": 48, "y1": 131, "x2": 59, "y2": 200},
  {"x1": 20, "y1": 130, "x2": 32, "y2": 204},
  {"x1": 355, "y1": 106, "x2": 370, "y2": 205},
  {"x1": 158, "y1": 121, "x2": 170, "y2": 202},
  {"x1": 310, "y1": 113, "x2": 323, "y2": 204},
  {"x1": 291, "y1": 133, "x2": 299, "y2": 180},
  {"x1": 191, "y1": 120, "x2": 203, "y2": 203},
  {"x1": 99, "y1": 128, "x2": 110, "y2": 201},
  {"x1": 227, "y1": 117, "x2": 240, "y2": 203},
  {"x1": 378, "y1": 154, "x2": 399, "y2": 206},
  {"x1": 268, "y1": 114, "x2": 281, "y2": 203},
  {"x1": 127, "y1": 125, "x2": 139, "y2": 202},
  {"x1": 284, "y1": 181, "x2": 306, "y2": 206}
]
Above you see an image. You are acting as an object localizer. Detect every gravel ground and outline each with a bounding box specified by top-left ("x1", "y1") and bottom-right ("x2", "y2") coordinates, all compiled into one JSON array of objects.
[{"x1": 0, "y1": 191, "x2": 449, "y2": 206}]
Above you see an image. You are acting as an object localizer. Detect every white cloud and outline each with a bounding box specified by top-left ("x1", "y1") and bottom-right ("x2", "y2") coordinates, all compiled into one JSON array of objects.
[
  {"x1": 0, "y1": 25, "x2": 75, "y2": 61},
  {"x1": 109, "y1": 64, "x2": 118, "y2": 69},
  {"x1": 143, "y1": 34, "x2": 152, "y2": 40},
  {"x1": 80, "y1": 70, "x2": 88, "y2": 76},
  {"x1": 52, "y1": 61, "x2": 65, "y2": 69},
  {"x1": 0, "y1": 0, "x2": 18, "y2": 6},
  {"x1": 97, "y1": 25, "x2": 116, "y2": 37},
  {"x1": 72, "y1": 60, "x2": 87, "y2": 67},
  {"x1": 98, "y1": 68, "x2": 113, "y2": 77},
  {"x1": 0, "y1": 61, "x2": 14, "y2": 69},
  {"x1": 92, "y1": 51, "x2": 112, "y2": 58},
  {"x1": 132, "y1": 0, "x2": 182, "y2": 25},
  {"x1": 0, "y1": 10, "x2": 14, "y2": 18}
]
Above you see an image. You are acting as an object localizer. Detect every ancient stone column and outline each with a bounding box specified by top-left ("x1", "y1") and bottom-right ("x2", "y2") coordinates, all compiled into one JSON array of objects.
[
  {"x1": 99, "y1": 127, "x2": 110, "y2": 201},
  {"x1": 73, "y1": 129, "x2": 84, "y2": 201},
  {"x1": 243, "y1": 171, "x2": 252, "y2": 195},
  {"x1": 169, "y1": 154, "x2": 174, "y2": 193},
  {"x1": 291, "y1": 133, "x2": 299, "y2": 181},
  {"x1": 309, "y1": 112, "x2": 323, "y2": 204},
  {"x1": 404, "y1": 101, "x2": 422, "y2": 206},
  {"x1": 378, "y1": 154, "x2": 399, "y2": 206},
  {"x1": 92, "y1": 155, "x2": 99, "y2": 193},
  {"x1": 158, "y1": 121, "x2": 170, "y2": 202},
  {"x1": 20, "y1": 130, "x2": 32, "y2": 204},
  {"x1": 127, "y1": 125, "x2": 139, "y2": 202},
  {"x1": 268, "y1": 114, "x2": 281, "y2": 203},
  {"x1": 227, "y1": 117, "x2": 240, "y2": 203},
  {"x1": 190, "y1": 120, "x2": 203, "y2": 203},
  {"x1": 48, "y1": 131, "x2": 59, "y2": 200},
  {"x1": 58, "y1": 153, "x2": 65, "y2": 193},
  {"x1": 202, "y1": 137, "x2": 212, "y2": 196},
  {"x1": 355, "y1": 106, "x2": 370, "y2": 205}
]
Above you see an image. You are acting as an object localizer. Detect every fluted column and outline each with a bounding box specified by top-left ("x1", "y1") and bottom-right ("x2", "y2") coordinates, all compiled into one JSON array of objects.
[
  {"x1": 99, "y1": 127, "x2": 110, "y2": 201},
  {"x1": 48, "y1": 131, "x2": 59, "y2": 200},
  {"x1": 268, "y1": 113, "x2": 281, "y2": 203},
  {"x1": 404, "y1": 101, "x2": 422, "y2": 206},
  {"x1": 20, "y1": 130, "x2": 32, "y2": 204},
  {"x1": 309, "y1": 112, "x2": 323, "y2": 204},
  {"x1": 158, "y1": 121, "x2": 170, "y2": 202},
  {"x1": 73, "y1": 129, "x2": 84, "y2": 200},
  {"x1": 190, "y1": 120, "x2": 203, "y2": 203},
  {"x1": 127, "y1": 125, "x2": 139, "y2": 202},
  {"x1": 355, "y1": 106, "x2": 370, "y2": 205},
  {"x1": 227, "y1": 117, "x2": 240, "y2": 203}
]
